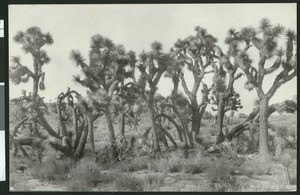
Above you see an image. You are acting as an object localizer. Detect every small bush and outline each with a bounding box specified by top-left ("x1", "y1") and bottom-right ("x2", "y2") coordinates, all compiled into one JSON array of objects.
[
  {"x1": 288, "y1": 165, "x2": 297, "y2": 185},
  {"x1": 115, "y1": 156, "x2": 149, "y2": 172},
  {"x1": 183, "y1": 163, "x2": 205, "y2": 174},
  {"x1": 31, "y1": 157, "x2": 74, "y2": 182},
  {"x1": 66, "y1": 180, "x2": 91, "y2": 191},
  {"x1": 98, "y1": 172, "x2": 120, "y2": 184},
  {"x1": 153, "y1": 155, "x2": 183, "y2": 173},
  {"x1": 68, "y1": 157, "x2": 101, "y2": 188},
  {"x1": 10, "y1": 172, "x2": 22, "y2": 187},
  {"x1": 240, "y1": 156, "x2": 274, "y2": 177},
  {"x1": 143, "y1": 174, "x2": 164, "y2": 191},
  {"x1": 183, "y1": 152, "x2": 210, "y2": 174},
  {"x1": 207, "y1": 158, "x2": 239, "y2": 192},
  {"x1": 113, "y1": 174, "x2": 143, "y2": 191}
]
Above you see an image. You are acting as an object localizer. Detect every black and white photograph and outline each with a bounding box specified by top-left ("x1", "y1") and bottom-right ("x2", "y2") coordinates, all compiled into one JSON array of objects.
[{"x1": 8, "y1": 3, "x2": 297, "y2": 192}]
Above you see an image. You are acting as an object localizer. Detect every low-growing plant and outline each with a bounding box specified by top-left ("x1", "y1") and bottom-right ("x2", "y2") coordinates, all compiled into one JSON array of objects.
[
  {"x1": 207, "y1": 158, "x2": 239, "y2": 192},
  {"x1": 66, "y1": 180, "x2": 91, "y2": 191},
  {"x1": 240, "y1": 156, "x2": 275, "y2": 177},
  {"x1": 115, "y1": 156, "x2": 149, "y2": 172},
  {"x1": 143, "y1": 174, "x2": 165, "y2": 191},
  {"x1": 183, "y1": 162, "x2": 205, "y2": 174},
  {"x1": 68, "y1": 157, "x2": 102, "y2": 188},
  {"x1": 183, "y1": 152, "x2": 210, "y2": 174},
  {"x1": 31, "y1": 157, "x2": 75, "y2": 182},
  {"x1": 153, "y1": 155, "x2": 183, "y2": 173},
  {"x1": 113, "y1": 174, "x2": 143, "y2": 191}
]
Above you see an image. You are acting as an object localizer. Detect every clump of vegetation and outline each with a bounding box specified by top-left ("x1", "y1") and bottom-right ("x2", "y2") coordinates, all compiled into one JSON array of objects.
[
  {"x1": 142, "y1": 174, "x2": 165, "y2": 191},
  {"x1": 240, "y1": 156, "x2": 275, "y2": 177},
  {"x1": 277, "y1": 149, "x2": 297, "y2": 185},
  {"x1": 153, "y1": 154, "x2": 184, "y2": 173},
  {"x1": 183, "y1": 152, "x2": 210, "y2": 174},
  {"x1": 207, "y1": 158, "x2": 240, "y2": 191},
  {"x1": 115, "y1": 156, "x2": 149, "y2": 172},
  {"x1": 66, "y1": 180, "x2": 91, "y2": 191},
  {"x1": 67, "y1": 157, "x2": 102, "y2": 190},
  {"x1": 113, "y1": 174, "x2": 143, "y2": 191},
  {"x1": 183, "y1": 162, "x2": 205, "y2": 174},
  {"x1": 31, "y1": 157, "x2": 75, "y2": 182}
]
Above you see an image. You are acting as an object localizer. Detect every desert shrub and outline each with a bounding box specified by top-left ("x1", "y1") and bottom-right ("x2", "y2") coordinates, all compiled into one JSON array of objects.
[
  {"x1": 277, "y1": 149, "x2": 297, "y2": 185},
  {"x1": 153, "y1": 154, "x2": 183, "y2": 173},
  {"x1": 115, "y1": 156, "x2": 149, "y2": 172},
  {"x1": 98, "y1": 172, "x2": 120, "y2": 184},
  {"x1": 240, "y1": 156, "x2": 275, "y2": 177},
  {"x1": 113, "y1": 174, "x2": 143, "y2": 191},
  {"x1": 66, "y1": 180, "x2": 91, "y2": 191},
  {"x1": 147, "y1": 160, "x2": 159, "y2": 172},
  {"x1": 207, "y1": 158, "x2": 239, "y2": 192},
  {"x1": 94, "y1": 146, "x2": 111, "y2": 168},
  {"x1": 288, "y1": 162, "x2": 297, "y2": 185},
  {"x1": 183, "y1": 152, "x2": 210, "y2": 174},
  {"x1": 10, "y1": 172, "x2": 22, "y2": 187},
  {"x1": 68, "y1": 157, "x2": 102, "y2": 188},
  {"x1": 31, "y1": 157, "x2": 75, "y2": 182},
  {"x1": 143, "y1": 174, "x2": 165, "y2": 191},
  {"x1": 183, "y1": 162, "x2": 205, "y2": 174},
  {"x1": 10, "y1": 183, "x2": 30, "y2": 191}
]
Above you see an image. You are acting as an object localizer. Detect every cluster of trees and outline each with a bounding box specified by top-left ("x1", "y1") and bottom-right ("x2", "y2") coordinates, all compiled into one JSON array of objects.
[{"x1": 9, "y1": 18, "x2": 297, "y2": 162}]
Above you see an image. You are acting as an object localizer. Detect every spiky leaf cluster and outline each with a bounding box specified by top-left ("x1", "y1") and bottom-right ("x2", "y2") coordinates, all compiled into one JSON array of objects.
[
  {"x1": 211, "y1": 90, "x2": 242, "y2": 113},
  {"x1": 172, "y1": 26, "x2": 217, "y2": 72},
  {"x1": 13, "y1": 27, "x2": 53, "y2": 65},
  {"x1": 137, "y1": 41, "x2": 174, "y2": 94},
  {"x1": 71, "y1": 34, "x2": 136, "y2": 92}
]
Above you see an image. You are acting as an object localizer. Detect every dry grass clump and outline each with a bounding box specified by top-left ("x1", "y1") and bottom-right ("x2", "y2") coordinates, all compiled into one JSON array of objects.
[
  {"x1": 31, "y1": 157, "x2": 75, "y2": 182},
  {"x1": 182, "y1": 152, "x2": 210, "y2": 174},
  {"x1": 153, "y1": 154, "x2": 184, "y2": 173},
  {"x1": 66, "y1": 157, "x2": 102, "y2": 191},
  {"x1": 207, "y1": 158, "x2": 241, "y2": 192},
  {"x1": 113, "y1": 174, "x2": 143, "y2": 191},
  {"x1": 115, "y1": 156, "x2": 149, "y2": 172},
  {"x1": 142, "y1": 174, "x2": 165, "y2": 191},
  {"x1": 240, "y1": 156, "x2": 275, "y2": 177}
]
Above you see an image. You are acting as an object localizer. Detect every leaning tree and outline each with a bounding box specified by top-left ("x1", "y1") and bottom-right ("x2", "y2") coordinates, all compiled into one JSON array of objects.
[
  {"x1": 225, "y1": 18, "x2": 297, "y2": 158},
  {"x1": 70, "y1": 34, "x2": 135, "y2": 162},
  {"x1": 171, "y1": 26, "x2": 217, "y2": 145}
]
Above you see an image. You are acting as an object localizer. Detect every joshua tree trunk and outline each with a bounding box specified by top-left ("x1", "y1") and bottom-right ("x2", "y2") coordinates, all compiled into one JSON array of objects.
[
  {"x1": 73, "y1": 123, "x2": 89, "y2": 158},
  {"x1": 32, "y1": 77, "x2": 40, "y2": 136},
  {"x1": 149, "y1": 101, "x2": 161, "y2": 154},
  {"x1": 216, "y1": 95, "x2": 226, "y2": 144},
  {"x1": 259, "y1": 96, "x2": 270, "y2": 159},
  {"x1": 191, "y1": 108, "x2": 201, "y2": 145},
  {"x1": 120, "y1": 111, "x2": 125, "y2": 136},
  {"x1": 249, "y1": 126, "x2": 255, "y2": 153},
  {"x1": 87, "y1": 114, "x2": 95, "y2": 152},
  {"x1": 119, "y1": 80, "x2": 126, "y2": 136},
  {"x1": 105, "y1": 110, "x2": 118, "y2": 162}
]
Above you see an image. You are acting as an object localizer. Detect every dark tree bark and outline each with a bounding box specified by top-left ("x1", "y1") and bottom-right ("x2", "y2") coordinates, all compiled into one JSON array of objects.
[
  {"x1": 105, "y1": 110, "x2": 118, "y2": 161},
  {"x1": 216, "y1": 96, "x2": 226, "y2": 144}
]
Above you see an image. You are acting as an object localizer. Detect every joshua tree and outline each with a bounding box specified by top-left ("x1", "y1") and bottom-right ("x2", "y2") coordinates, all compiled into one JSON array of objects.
[
  {"x1": 136, "y1": 42, "x2": 175, "y2": 154},
  {"x1": 48, "y1": 88, "x2": 102, "y2": 158},
  {"x1": 10, "y1": 27, "x2": 53, "y2": 137},
  {"x1": 209, "y1": 53, "x2": 243, "y2": 144},
  {"x1": 225, "y1": 18, "x2": 297, "y2": 158},
  {"x1": 171, "y1": 26, "x2": 216, "y2": 145},
  {"x1": 70, "y1": 34, "x2": 135, "y2": 162}
]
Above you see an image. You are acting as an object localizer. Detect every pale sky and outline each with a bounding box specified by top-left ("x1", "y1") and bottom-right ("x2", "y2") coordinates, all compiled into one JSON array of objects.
[{"x1": 9, "y1": 4, "x2": 297, "y2": 114}]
